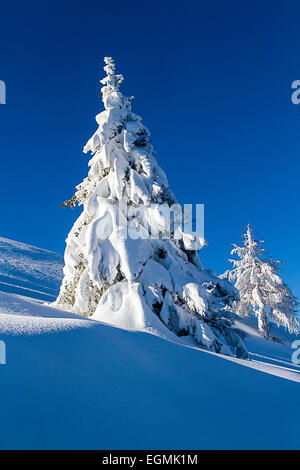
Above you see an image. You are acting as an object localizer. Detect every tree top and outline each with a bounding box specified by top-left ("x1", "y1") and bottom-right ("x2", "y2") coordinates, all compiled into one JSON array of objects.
[{"x1": 100, "y1": 57, "x2": 124, "y2": 93}]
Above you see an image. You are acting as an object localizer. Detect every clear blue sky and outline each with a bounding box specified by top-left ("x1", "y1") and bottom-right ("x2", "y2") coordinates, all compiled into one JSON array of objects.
[{"x1": 0, "y1": 0, "x2": 299, "y2": 301}]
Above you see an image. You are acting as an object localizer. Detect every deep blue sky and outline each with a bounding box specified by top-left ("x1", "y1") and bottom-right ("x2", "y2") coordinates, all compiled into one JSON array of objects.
[{"x1": 0, "y1": 0, "x2": 299, "y2": 300}]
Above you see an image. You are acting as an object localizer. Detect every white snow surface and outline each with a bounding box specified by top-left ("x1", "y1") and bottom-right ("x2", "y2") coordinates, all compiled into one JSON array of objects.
[{"x1": 0, "y1": 238, "x2": 299, "y2": 449}]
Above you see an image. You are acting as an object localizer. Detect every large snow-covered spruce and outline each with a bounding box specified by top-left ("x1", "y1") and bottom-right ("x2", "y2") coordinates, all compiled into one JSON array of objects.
[
  {"x1": 223, "y1": 225, "x2": 299, "y2": 338},
  {"x1": 55, "y1": 57, "x2": 247, "y2": 358}
]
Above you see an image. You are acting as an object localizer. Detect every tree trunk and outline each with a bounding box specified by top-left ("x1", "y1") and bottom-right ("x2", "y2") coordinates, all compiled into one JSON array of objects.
[{"x1": 258, "y1": 309, "x2": 269, "y2": 338}]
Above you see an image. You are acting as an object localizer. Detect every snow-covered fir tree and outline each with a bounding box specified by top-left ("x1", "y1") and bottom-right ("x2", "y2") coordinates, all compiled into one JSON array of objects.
[
  {"x1": 223, "y1": 225, "x2": 299, "y2": 338},
  {"x1": 55, "y1": 57, "x2": 248, "y2": 358}
]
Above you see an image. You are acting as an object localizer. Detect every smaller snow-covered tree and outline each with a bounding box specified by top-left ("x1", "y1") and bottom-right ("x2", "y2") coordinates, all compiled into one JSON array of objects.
[{"x1": 223, "y1": 225, "x2": 299, "y2": 338}]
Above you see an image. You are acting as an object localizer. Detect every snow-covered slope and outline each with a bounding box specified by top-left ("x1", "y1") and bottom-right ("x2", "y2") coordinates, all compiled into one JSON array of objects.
[
  {"x1": 0, "y1": 238, "x2": 299, "y2": 449},
  {"x1": 0, "y1": 237, "x2": 63, "y2": 301}
]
